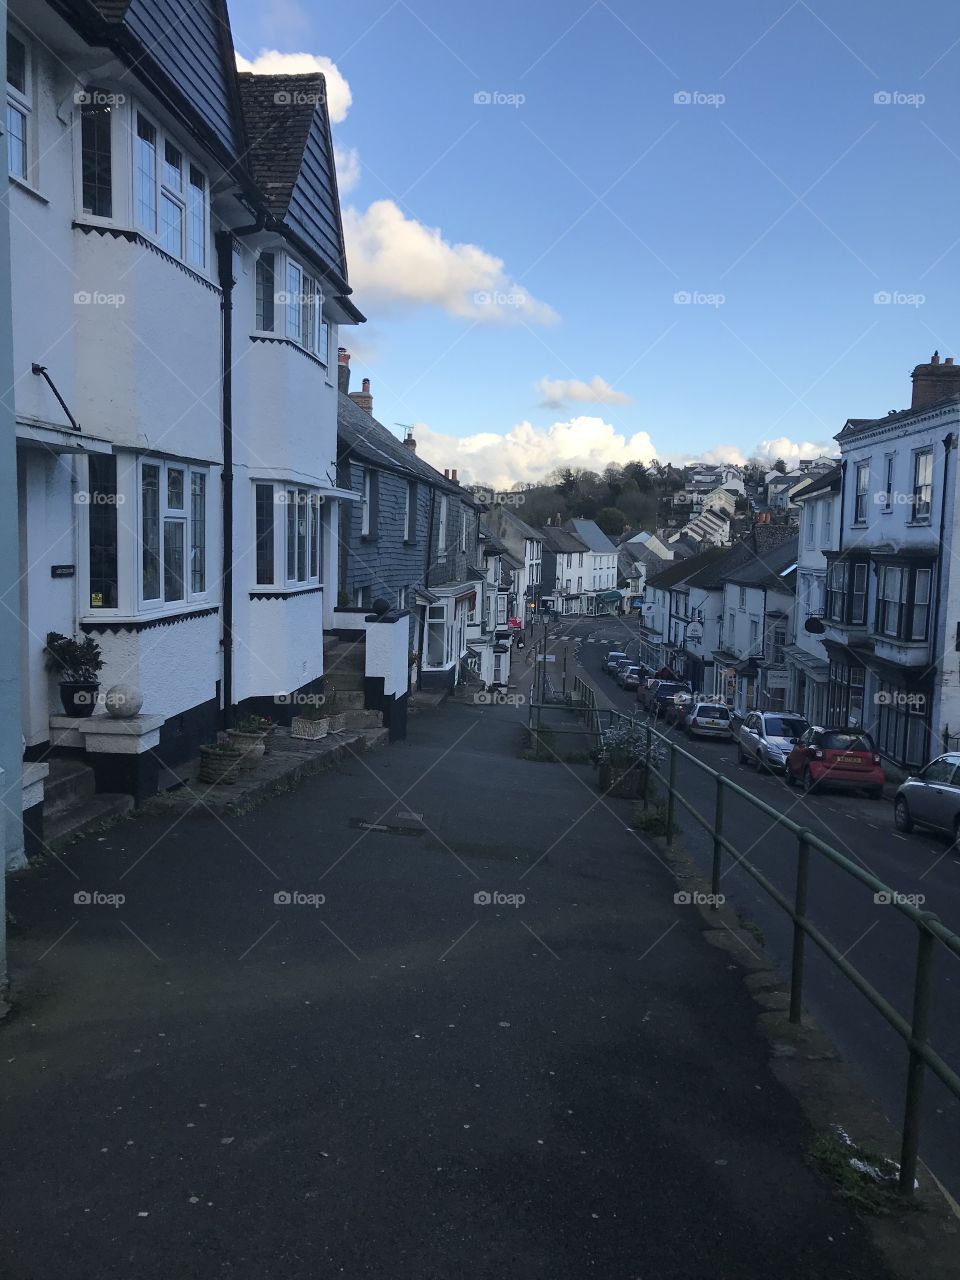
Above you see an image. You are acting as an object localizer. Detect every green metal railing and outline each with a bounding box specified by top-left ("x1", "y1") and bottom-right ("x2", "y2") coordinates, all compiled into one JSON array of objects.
[{"x1": 570, "y1": 674, "x2": 960, "y2": 1196}]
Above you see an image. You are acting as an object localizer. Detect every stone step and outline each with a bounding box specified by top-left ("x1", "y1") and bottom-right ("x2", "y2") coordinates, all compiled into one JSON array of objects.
[
  {"x1": 360, "y1": 726, "x2": 390, "y2": 751},
  {"x1": 329, "y1": 671, "x2": 366, "y2": 691},
  {"x1": 44, "y1": 793, "x2": 134, "y2": 849},
  {"x1": 341, "y1": 709, "x2": 384, "y2": 730},
  {"x1": 336, "y1": 690, "x2": 366, "y2": 709},
  {"x1": 44, "y1": 758, "x2": 97, "y2": 816}
]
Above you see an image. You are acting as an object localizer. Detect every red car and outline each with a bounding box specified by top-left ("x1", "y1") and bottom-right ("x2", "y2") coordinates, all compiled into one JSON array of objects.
[{"x1": 785, "y1": 727, "x2": 884, "y2": 798}]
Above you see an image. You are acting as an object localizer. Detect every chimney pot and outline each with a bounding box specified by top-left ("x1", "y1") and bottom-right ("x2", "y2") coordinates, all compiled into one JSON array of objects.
[
  {"x1": 451, "y1": 468, "x2": 458, "y2": 483},
  {"x1": 338, "y1": 347, "x2": 349, "y2": 365},
  {"x1": 362, "y1": 378, "x2": 370, "y2": 393},
  {"x1": 444, "y1": 469, "x2": 450, "y2": 478},
  {"x1": 403, "y1": 427, "x2": 417, "y2": 451},
  {"x1": 337, "y1": 348, "x2": 351, "y2": 395},
  {"x1": 946, "y1": 357, "x2": 955, "y2": 366}
]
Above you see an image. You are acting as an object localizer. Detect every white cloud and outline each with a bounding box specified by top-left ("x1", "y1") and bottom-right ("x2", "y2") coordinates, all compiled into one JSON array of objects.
[
  {"x1": 342, "y1": 200, "x2": 558, "y2": 326},
  {"x1": 334, "y1": 144, "x2": 361, "y2": 194},
  {"x1": 753, "y1": 436, "x2": 840, "y2": 465},
  {"x1": 536, "y1": 375, "x2": 630, "y2": 409},
  {"x1": 412, "y1": 416, "x2": 657, "y2": 490},
  {"x1": 235, "y1": 50, "x2": 352, "y2": 123}
]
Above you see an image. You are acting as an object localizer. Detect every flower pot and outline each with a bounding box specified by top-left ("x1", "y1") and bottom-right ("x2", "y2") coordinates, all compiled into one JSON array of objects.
[
  {"x1": 326, "y1": 712, "x2": 347, "y2": 733},
  {"x1": 59, "y1": 681, "x2": 100, "y2": 717},
  {"x1": 198, "y1": 745, "x2": 243, "y2": 785},
  {"x1": 225, "y1": 729, "x2": 266, "y2": 770},
  {"x1": 291, "y1": 715, "x2": 328, "y2": 740}
]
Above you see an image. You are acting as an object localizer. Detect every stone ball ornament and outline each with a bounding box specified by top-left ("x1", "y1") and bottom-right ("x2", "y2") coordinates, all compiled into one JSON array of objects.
[{"x1": 104, "y1": 684, "x2": 144, "y2": 719}]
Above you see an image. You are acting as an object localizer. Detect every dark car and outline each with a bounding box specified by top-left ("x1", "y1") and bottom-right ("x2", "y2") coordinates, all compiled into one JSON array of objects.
[
  {"x1": 648, "y1": 681, "x2": 693, "y2": 720},
  {"x1": 894, "y1": 754, "x2": 960, "y2": 842},
  {"x1": 785, "y1": 727, "x2": 884, "y2": 797},
  {"x1": 603, "y1": 651, "x2": 627, "y2": 675}
]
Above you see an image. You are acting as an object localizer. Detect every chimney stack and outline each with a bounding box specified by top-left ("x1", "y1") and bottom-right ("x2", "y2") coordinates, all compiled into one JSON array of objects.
[
  {"x1": 444, "y1": 469, "x2": 450, "y2": 479},
  {"x1": 348, "y1": 375, "x2": 373, "y2": 416},
  {"x1": 403, "y1": 426, "x2": 417, "y2": 452},
  {"x1": 337, "y1": 347, "x2": 350, "y2": 395},
  {"x1": 451, "y1": 468, "x2": 458, "y2": 483},
  {"x1": 911, "y1": 351, "x2": 960, "y2": 410}
]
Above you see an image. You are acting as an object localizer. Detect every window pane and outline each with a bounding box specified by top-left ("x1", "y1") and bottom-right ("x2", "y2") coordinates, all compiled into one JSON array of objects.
[
  {"x1": 167, "y1": 467, "x2": 184, "y2": 509},
  {"x1": 187, "y1": 165, "x2": 205, "y2": 266},
  {"x1": 286, "y1": 263, "x2": 301, "y2": 341},
  {"x1": 163, "y1": 519, "x2": 184, "y2": 602},
  {"x1": 301, "y1": 276, "x2": 315, "y2": 352},
  {"x1": 6, "y1": 103, "x2": 25, "y2": 179},
  {"x1": 88, "y1": 454, "x2": 118, "y2": 608},
  {"x1": 319, "y1": 318, "x2": 329, "y2": 365},
  {"x1": 7, "y1": 33, "x2": 25, "y2": 94},
  {"x1": 255, "y1": 483, "x2": 274, "y2": 585},
  {"x1": 80, "y1": 97, "x2": 112, "y2": 216},
  {"x1": 142, "y1": 464, "x2": 161, "y2": 600},
  {"x1": 255, "y1": 253, "x2": 275, "y2": 331},
  {"x1": 297, "y1": 490, "x2": 307, "y2": 580},
  {"x1": 160, "y1": 192, "x2": 182, "y2": 256},
  {"x1": 190, "y1": 472, "x2": 205, "y2": 593},
  {"x1": 310, "y1": 495, "x2": 320, "y2": 578},
  {"x1": 136, "y1": 114, "x2": 157, "y2": 230},
  {"x1": 162, "y1": 139, "x2": 182, "y2": 191},
  {"x1": 286, "y1": 490, "x2": 296, "y2": 579}
]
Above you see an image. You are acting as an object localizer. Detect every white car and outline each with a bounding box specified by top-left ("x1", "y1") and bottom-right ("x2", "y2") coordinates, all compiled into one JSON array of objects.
[
  {"x1": 737, "y1": 711, "x2": 809, "y2": 772},
  {"x1": 683, "y1": 701, "x2": 733, "y2": 740}
]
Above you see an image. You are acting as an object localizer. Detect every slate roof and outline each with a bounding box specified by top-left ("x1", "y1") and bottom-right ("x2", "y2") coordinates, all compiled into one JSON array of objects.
[
  {"x1": 564, "y1": 518, "x2": 617, "y2": 553},
  {"x1": 792, "y1": 464, "x2": 841, "y2": 501},
  {"x1": 724, "y1": 536, "x2": 798, "y2": 591},
  {"x1": 337, "y1": 394, "x2": 460, "y2": 494},
  {"x1": 646, "y1": 545, "x2": 729, "y2": 591},
  {"x1": 539, "y1": 526, "x2": 588, "y2": 555}
]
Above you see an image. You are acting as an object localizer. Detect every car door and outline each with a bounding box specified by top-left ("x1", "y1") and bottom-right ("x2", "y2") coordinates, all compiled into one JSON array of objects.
[
  {"x1": 787, "y1": 727, "x2": 813, "y2": 779},
  {"x1": 741, "y1": 714, "x2": 759, "y2": 760},
  {"x1": 910, "y1": 756, "x2": 960, "y2": 831}
]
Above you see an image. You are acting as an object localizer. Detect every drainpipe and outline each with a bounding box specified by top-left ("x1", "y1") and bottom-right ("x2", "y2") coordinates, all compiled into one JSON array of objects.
[
  {"x1": 930, "y1": 432, "x2": 954, "y2": 749},
  {"x1": 416, "y1": 488, "x2": 437, "y2": 688},
  {"x1": 215, "y1": 212, "x2": 266, "y2": 728}
]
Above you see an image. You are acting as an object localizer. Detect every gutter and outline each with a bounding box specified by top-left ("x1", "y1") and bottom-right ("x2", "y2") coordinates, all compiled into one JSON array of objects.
[{"x1": 932, "y1": 431, "x2": 954, "y2": 747}]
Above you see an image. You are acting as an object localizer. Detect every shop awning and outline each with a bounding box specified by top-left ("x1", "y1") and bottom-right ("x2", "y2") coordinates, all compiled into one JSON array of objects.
[{"x1": 596, "y1": 590, "x2": 622, "y2": 603}]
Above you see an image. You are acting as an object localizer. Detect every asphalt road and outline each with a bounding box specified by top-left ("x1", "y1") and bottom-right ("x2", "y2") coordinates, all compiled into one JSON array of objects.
[{"x1": 565, "y1": 614, "x2": 960, "y2": 1200}]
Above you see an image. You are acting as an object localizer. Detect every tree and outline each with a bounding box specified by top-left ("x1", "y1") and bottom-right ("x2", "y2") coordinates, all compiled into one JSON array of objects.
[
  {"x1": 596, "y1": 507, "x2": 627, "y2": 536},
  {"x1": 773, "y1": 458, "x2": 787, "y2": 474}
]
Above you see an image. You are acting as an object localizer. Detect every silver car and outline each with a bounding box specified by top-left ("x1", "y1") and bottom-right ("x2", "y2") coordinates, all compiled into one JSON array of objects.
[
  {"x1": 683, "y1": 701, "x2": 733, "y2": 740},
  {"x1": 737, "y1": 711, "x2": 809, "y2": 772},
  {"x1": 895, "y1": 754, "x2": 960, "y2": 842}
]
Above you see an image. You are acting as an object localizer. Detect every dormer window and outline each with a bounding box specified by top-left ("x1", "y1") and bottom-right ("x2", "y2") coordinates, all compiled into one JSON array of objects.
[{"x1": 131, "y1": 108, "x2": 208, "y2": 268}]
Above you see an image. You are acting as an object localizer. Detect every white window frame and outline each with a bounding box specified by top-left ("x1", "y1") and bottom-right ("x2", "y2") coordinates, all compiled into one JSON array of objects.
[
  {"x1": 912, "y1": 449, "x2": 933, "y2": 522},
  {"x1": 853, "y1": 460, "x2": 870, "y2": 524},
  {"x1": 6, "y1": 28, "x2": 31, "y2": 184},
  {"x1": 138, "y1": 458, "x2": 210, "y2": 611},
  {"x1": 252, "y1": 247, "x2": 328, "y2": 362},
  {"x1": 438, "y1": 495, "x2": 448, "y2": 559},
  {"x1": 252, "y1": 481, "x2": 323, "y2": 589},
  {"x1": 361, "y1": 470, "x2": 371, "y2": 536},
  {"x1": 132, "y1": 105, "x2": 209, "y2": 270}
]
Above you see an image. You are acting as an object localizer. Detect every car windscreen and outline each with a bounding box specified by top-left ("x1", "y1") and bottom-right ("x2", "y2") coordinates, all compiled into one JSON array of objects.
[
  {"x1": 696, "y1": 705, "x2": 729, "y2": 719},
  {"x1": 820, "y1": 731, "x2": 875, "y2": 751},
  {"x1": 656, "y1": 683, "x2": 687, "y2": 696},
  {"x1": 763, "y1": 717, "x2": 807, "y2": 739},
  {"x1": 607, "y1": 653, "x2": 626, "y2": 661}
]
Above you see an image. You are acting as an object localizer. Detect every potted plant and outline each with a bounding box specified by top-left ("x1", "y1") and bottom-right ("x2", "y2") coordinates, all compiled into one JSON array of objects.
[
  {"x1": 408, "y1": 647, "x2": 418, "y2": 689},
  {"x1": 291, "y1": 700, "x2": 329, "y2": 741},
  {"x1": 198, "y1": 739, "x2": 243, "y2": 785},
  {"x1": 45, "y1": 631, "x2": 104, "y2": 717},
  {"x1": 253, "y1": 714, "x2": 276, "y2": 754},
  {"x1": 593, "y1": 725, "x2": 665, "y2": 798},
  {"x1": 225, "y1": 715, "x2": 268, "y2": 770}
]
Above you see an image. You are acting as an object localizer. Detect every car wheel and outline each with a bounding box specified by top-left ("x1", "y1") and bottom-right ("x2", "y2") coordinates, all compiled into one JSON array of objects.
[
  {"x1": 893, "y1": 797, "x2": 912, "y2": 832},
  {"x1": 802, "y1": 767, "x2": 818, "y2": 795}
]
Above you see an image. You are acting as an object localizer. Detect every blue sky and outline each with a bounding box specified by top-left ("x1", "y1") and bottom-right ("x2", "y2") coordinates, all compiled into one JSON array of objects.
[{"x1": 231, "y1": 0, "x2": 960, "y2": 486}]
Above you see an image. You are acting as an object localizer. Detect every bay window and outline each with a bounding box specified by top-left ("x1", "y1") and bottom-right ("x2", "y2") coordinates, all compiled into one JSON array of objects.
[
  {"x1": 254, "y1": 250, "x2": 329, "y2": 362},
  {"x1": 827, "y1": 557, "x2": 868, "y2": 625},
  {"x1": 140, "y1": 460, "x2": 207, "y2": 606},
  {"x1": 80, "y1": 92, "x2": 113, "y2": 217},
  {"x1": 875, "y1": 562, "x2": 933, "y2": 642},
  {"x1": 132, "y1": 109, "x2": 208, "y2": 267},
  {"x1": 88, "y1": 454, "x2": 118, "y2": 609},
  {"x1": 253, "y1": 482, "x2": 323, "y2": 588}
]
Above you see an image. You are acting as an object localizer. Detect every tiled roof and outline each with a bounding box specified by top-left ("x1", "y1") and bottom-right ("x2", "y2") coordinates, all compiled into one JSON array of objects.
[
  {"x1": 564, "y1": 518, "x2": 617, "y2": 553},
  {"x1": 792, "y1": 465, "x2": 841, "y2": 500},
  {"x1": 646, "y1": 545, "x2": 729, "y2": 590},
  {"x1": 539, "y1": 526, "x2": 588, "y2": 554},
  {"x1": 338, "y1": 393, "x2": 460, "y2": 493}
]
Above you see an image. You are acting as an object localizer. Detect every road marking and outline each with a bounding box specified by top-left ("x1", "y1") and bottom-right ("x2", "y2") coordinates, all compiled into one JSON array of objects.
[{"x1": 892, "y1": 834, "x2": 907, "y2": 841}]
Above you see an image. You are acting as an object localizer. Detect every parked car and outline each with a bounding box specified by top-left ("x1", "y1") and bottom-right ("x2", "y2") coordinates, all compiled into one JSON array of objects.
[
  {"x1": 683, "y1": 701, "x2": 733, "y2": 740},
  {"x1": 737, "y1": 711, "x2": 809, "y2": 772},
  {"x1": 618, "y1": 665, "x2": 644, "y2": 690},
  {"x1": 894, "y1": 754, "x2": 960, "y2": 842},
  {"x1": 646, "y1": 681, "x2": 693, "y2": 719},
  {"x1": 603, "y1": 651, "x2": 627, "y2": 675},
  {"x1": 663, "y1": 689, "x2": 695, "y2": 726},
  {"x1": 785, "y1": 727, "x2": 884, "y2": 797}
]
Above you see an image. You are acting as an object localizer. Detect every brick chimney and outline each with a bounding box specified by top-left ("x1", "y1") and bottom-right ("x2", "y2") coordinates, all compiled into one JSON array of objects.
[
  {"x1": 348, "y1": 376, "x2": 373, "y2": 416},
  {"x1": 451, "y1": 468, "x2": 458, "y2": 484},
  {"x1": 911, "y1": 351, "x2": 960, "y2": 410},
  {"x1": 337, "y1": 347, "x2": 350, "y2": 395},
  {"x1": 403, "y1": 426, "x2": 417, "y2": 452}
]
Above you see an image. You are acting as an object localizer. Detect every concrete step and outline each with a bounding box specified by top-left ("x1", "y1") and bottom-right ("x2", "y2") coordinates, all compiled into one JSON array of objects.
[
  {"x1": 45, "y1": 793, "x2": 134, "y2": 849},
  {"x1": 360, "y1": 726, "x2": 390, "y2": 750},
  {"x1": 44, "y1": 758, "x2": 96, "y2": 816},
  {"x1": 336, "y1": 690, "x2": 366, "y2": 709},
  {"x1": 341, "y1": 709, "x2": 384, "y2": 730},
  {"x1": 329, "y1": 672, "x2": 366, "y2": 691},
  {"x1": 409, "y1": 691, "x2": 447, "y2": 714}
]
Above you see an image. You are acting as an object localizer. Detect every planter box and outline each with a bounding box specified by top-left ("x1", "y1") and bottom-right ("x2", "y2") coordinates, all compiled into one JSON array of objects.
[
  {"x1": 599, "y1": 763, "x2": 644, "y2": 798},
  {"x1": 198, "y1": 747, "x2": 243, "y2": 785},
  {"x1": 326, "y1": 712, "x2": 347, "y2": 733},
  {"x1": 291, "y1": 716, "x2": 328, "y2": 740},
  {"x1": 225, "y1": 730, "x2": 266, "y2": 770}
]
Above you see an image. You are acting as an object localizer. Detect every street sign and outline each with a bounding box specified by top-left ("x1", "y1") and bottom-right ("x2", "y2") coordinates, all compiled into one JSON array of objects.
[{"x1": 686, "y1": 621, "x2": 704, "y2": 642}]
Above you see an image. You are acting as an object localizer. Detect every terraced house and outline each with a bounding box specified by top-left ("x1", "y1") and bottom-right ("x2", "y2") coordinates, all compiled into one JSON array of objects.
[{"x1": 10, "y1": 0, "x2": 363, "y2": 845}]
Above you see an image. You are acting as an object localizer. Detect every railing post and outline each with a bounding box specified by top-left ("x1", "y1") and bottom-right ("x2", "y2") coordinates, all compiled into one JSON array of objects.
[
  {"x1": 666, "y1": 741, "x2": 677, "y2": 846},
  {"x1": 789, "y1": 829, "x2": 811, "y2": 1024},
  {"x1": 711, "y1": 776, "x2": 724, "y2": 904},
  {"x1": 899, "y1": 918, "x2": 936, "y2": 1195},
  {"x1": 643, "y1": 724, "x2": 652, "y2": 809}
]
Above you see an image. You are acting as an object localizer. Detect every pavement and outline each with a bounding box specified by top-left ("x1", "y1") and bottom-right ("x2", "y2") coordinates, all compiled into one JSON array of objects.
[
  {"x1": 0, "y1": 650, "x2": 930, "y2": 1279},
  {"x1": 573, "y1": 615, "x2": 960, "y2": 1205}
]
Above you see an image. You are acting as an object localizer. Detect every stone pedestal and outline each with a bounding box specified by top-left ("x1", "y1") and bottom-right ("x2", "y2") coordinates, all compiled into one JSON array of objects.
[
  {"x1": 21, "y1": 761, "x2": 48, "y2": 861},
  {"x1": 50, "y1": 713, "x2": 164, "y2": 803}
]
